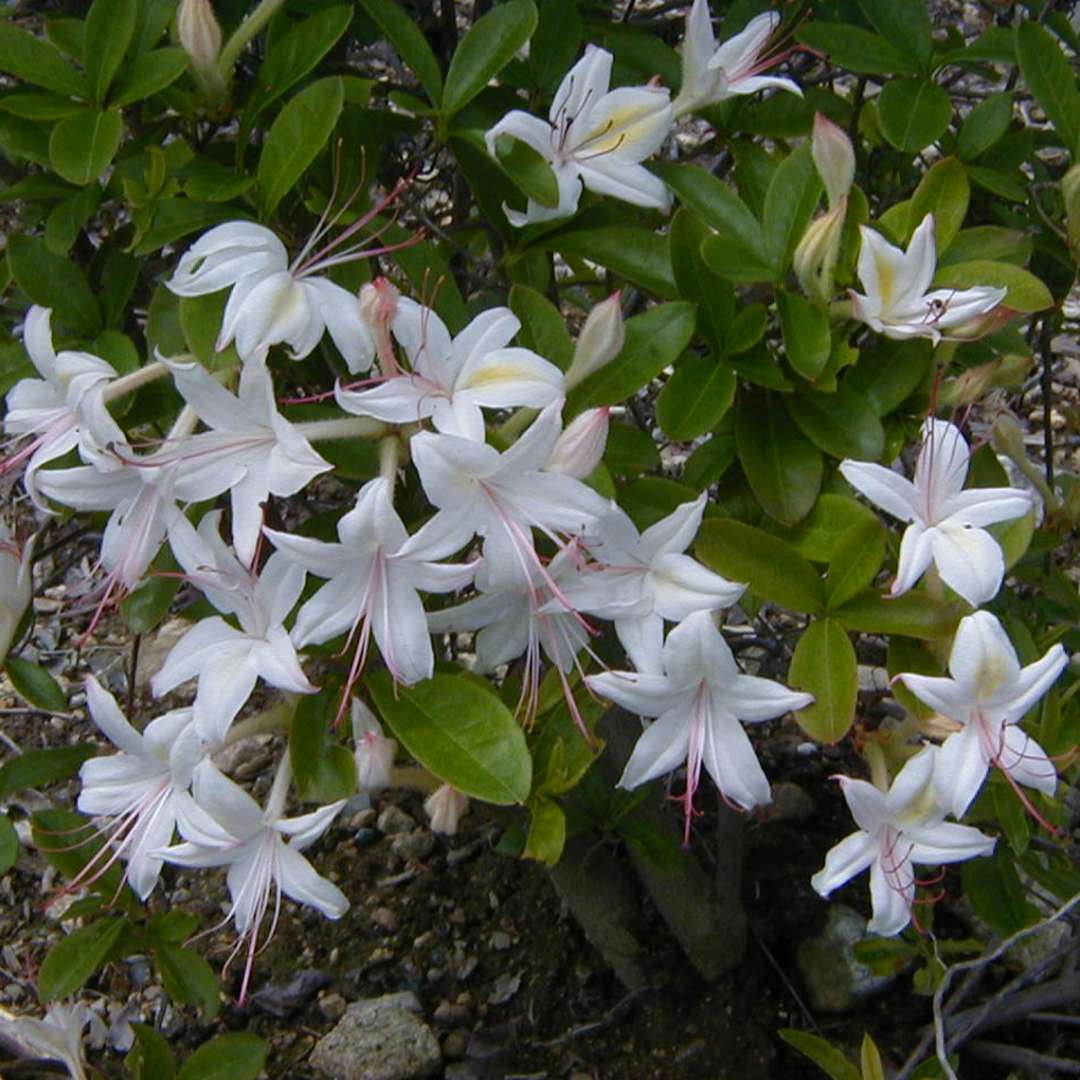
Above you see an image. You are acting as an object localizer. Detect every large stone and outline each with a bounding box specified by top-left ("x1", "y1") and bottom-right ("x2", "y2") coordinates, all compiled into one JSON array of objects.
[{"x1": 309, "y1": 992, "x2": 442, "y2": 1080}]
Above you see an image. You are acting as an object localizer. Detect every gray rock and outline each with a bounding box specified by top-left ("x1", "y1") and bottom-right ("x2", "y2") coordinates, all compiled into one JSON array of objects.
[
  {"x1": 391, "y1": 829, "x2": 435, "y2": 862},
  {"x1": 378, "y1": 806, "x2": 417, "y2": 835},
  {"x1": 796, "y1": 904, "x2": 899, "y2": 1012},
  {"x1": 309, "y1": 992, "x2": 441, "y2": 1080}
]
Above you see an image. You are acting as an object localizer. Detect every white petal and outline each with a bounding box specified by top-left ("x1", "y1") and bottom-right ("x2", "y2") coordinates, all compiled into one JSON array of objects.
[
  {"x1": 947, "y1": 611, "x2": 1020, "y2": 694},
  {"x1": 907, "y1": 820, "x2": 996, "y2": 866},
  {"x1": 891, "y1": 521, "x2": 936, "y2": 596},
  {"x1": 85, "y1": 676, "x2": 144, "y2": 755},
  {"x1": 193, "y1": 650, "x2": 259, "y2": 742},
  {"x1": 639, "y1": 493, "x2": 707, "y2": 560},
  {"x1": 931, "y1": 524, "x2": 1003, "y2": 606},
  {"x1": 585, "y1": 670, "x2": 682, "y2": 718},
  {"x1": 811, "y1": 831, "x2": 878, "y2": 897},
  {"x1": 550, "y1": 45, "x2": 612, "y2": 127},
  {"x1": 868, "y1": 856, "x2": 914, "y2": 936},
  {"x1": 616, "y1": 707, "x2": 691, "y2": 789},
  {"x1": 998, "y1": 724, "x2": 1058, "y2": 798},
  {"x1": 933, "y1": 723, "x2": 989, "y2": 818},
  {"x1": 276, "y1": 843, "x2": 349, "y2": 918},
  {"x1": 700, "y1": 710, "x2": 771, "y2": 810},
  {"x1": 839, "y1": 460, "x2": 920, "y2": 524},
  {"x1": 998, "y1": 644, "x2": 1068, "y2": 720},
  {"x1": 191, "y1": 761, "x2": 263, "y2": 837},
  {"x1": 647, "y1": 553, "x2": 745, "y2": 621},
  {"x1": 838, "y1": 776, "x2": 887, "y2": 835}
]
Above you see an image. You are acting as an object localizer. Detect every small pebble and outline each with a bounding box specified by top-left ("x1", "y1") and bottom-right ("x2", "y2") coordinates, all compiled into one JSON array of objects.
[
  {"x1": 353, "y1": 827, "x2": 379, "y2": 848},
  {"x1": 442, "y1": 1030, "x2": 469, "y2": 1059},
  {"x1": 391, "y1": 829, "x2": 435, "y2": 862},
  {"x1": 489, "y1": 931, "x2": 512, "y2": 951},
  {"x1": 377, "y1": 805, "x2": 417, "y2": 835},
  {"x1": 370, "y1": 907, "x2": 399, "y2": 933},
  {"x1": 433, "y1": 1001, "x2": 472, "y2": 1026},
  {"x1": 318, "y1": 992, "x2": 347, "y2": 1021}
]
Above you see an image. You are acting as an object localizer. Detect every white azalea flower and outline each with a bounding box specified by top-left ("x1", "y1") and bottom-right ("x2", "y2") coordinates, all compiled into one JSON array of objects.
[
  {"x1": 351, "y1": 698, "x2": 397, "y2": 793},
  {"x1": 586, "y1": 610, "x2": 813, "y2": 840},
  {"x1": 167, "y1": 220, "x2": 377, "y2": 368},
  {"x1": 152, "y1": 512, "x2": 316, "y2": 743},
  {"x1": 159, "y1": 759, "x2": 347, "y2": 1003},
  {"x1": 336, "y1": 301, "x2": 564, "y2": 442},
  {"x1": 77, "y1": 676, "x2": 203, "y2": 899},
  {"x1": 485, "y1": 45, "x2": 672, "y2": 226},
  {"x1": 897, "y1": 611, "x2": 1068, "y2": 819},
  {"x1": 850, "y1": 214, "x2": 1007, "y2": 342},
  {"x1": 812, "y1": 747, "x2": 996, "y2": 936},
  {"x1": 0, "y1": 1000, "x2": 95, "y2": 1080},
  {"x1": 425, "y1": 784, "x2": 469, "y2": 835},
  {"x1": 674, "y1": 1, "x2": 801, "y2": 118},
  {"x1": 840, "y1": 418, "x2": 1033, "y2": 606}
]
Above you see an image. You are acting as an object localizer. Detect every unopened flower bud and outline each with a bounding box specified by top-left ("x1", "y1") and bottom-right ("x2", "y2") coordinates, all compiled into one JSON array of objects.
[
  {"x1": 565, "y1": 293, "x2": 624, "y2": 389},
  {"x1": 0, "y1": 522, "x2": 33, "y2": 666},
  {"x1": 424, "y1": 784, "x2": 469, "y2": 835},
  {"x1": 351, "y1": 698, "x2": 397, "y2": 793},
  {"x1": 546, "y1": 407, "x2": 609, "y2": 478},
  {"x1": 360, "y1": 278, "x2": 401, "y2": 377},
  {"x1": 793, "y1": 200, "x2": 846, "y2": 305},
  {"x1": 811, "y1": 113, "x2": 855, "y2": 210},
  {"x1": 177, "y1": 0, "x2": 226, "y2": 100}
]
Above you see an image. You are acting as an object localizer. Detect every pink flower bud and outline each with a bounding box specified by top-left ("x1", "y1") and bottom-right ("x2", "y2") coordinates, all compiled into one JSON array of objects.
[
  {"x1": 177, "y1": 0, "x2": 225, "y2": 99},
  {"x1": 351, "y1": 699, "x2": 397, "y2": 792},
  {"x1": 566, "y1": 293, "x2": 624, "y2": 389},
  {"x1": 424, "y1": 784, "x2": 469, "y2": 835},
  {"x1": 546, "y1": 407, "x2": 609, "y2": 479},
  {"x1": 811, "y1": 113, "x2": 855, "y2": 210}
]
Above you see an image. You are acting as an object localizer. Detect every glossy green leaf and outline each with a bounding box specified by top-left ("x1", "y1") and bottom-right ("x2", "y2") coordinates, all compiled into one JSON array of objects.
[
  {"x1": 788, "y1": 618, "x2": 857, "y2": 743},
  {"x1": 127, "y1": 1023, "x2": 178, "y2": 1080},
  {"x1": 508, "y1": 285, "x2": 573, "y2": 370},
  {"x1": 5, "y1": 656, "x2": 67, "y2": 713},
  {"x1": 547, "y1": 226, "x2": 677, "y2": 297},
  {"x1": 654, "y1": 163, "x2": 766, "y2": 254},
  {"x1": 568, "y1": 302, "x2": 695, "y2": 416},
  {"x1": 257, "y1": 6, "x2": 353, "y2": 112},
  {"x1": 683, "y1": 433, "x2": 736, "y2": 490},
  {"x1": 774, "y1": 494, "x2": 882, "y2": 563},
  {"x1": 121, "y1": 570, "x2": 181, "y2": 635},
  {"x1": 961, "y1": 849, "x2": 1038, "y2": 937},
  {"x1": 493, "y1": 133, "x2": 559, "y2": 208},
  {"x1": 523, "y1": 797, "x2": 566, "y2": 864},
  {"x1": 861, "y1": 1035, "x2": 887, "y2": 1080},
  {"x1": 1016, "y1": 21, "x2": 1080, "y2": 155},
  {"x1": 784, "y1": 384, "x2": 885, "y2": 461},
  {"x1": 779, "y1": 1029, "x2": 861, "y2": 1080},
  {"x1": 656, "y1": 354, "x2": 736, "y2": 441},
  {"x1": 0, "y1": 746, "x2": 92, "y2": 798},
  {"x1": 443, "y1": 0, "x2": 538, "y2": 117},
  {"x1": 0, "y1": 22, "x2": 86, "y2": 97},
  {"x1": 110, "y1": 48, "x2": 192, "y2": 107},
  {"x1": 778, "y1": 291, "x2": 831, "y2": 381},
  {"x1": 956, "y1": 93, "x2": 1013, "y2": 162},
  {"x1": 887, "y1": 637, "x2": 939, "y2": 719},
  {"x1": 45, "y1": 185, "x2": 102, "y2": 254},
  {"x1": 736, "y1": 389, "x2": 823, "y2": 524},
  {"x1": 833, "y1": 590, "x2": 959, "y2": 640},
  {"x1": 0, "y1": 92, "x2": 85, "y2": 120},
  {"x1": 696, "y1": 519, "x2": 825, "y2": 614},
  {"x1": 824, "y1": 518, "x2": 887, "y2": 608},
  {"x1": 845, "y1": 338, "x2": 933, "y2": 416},
  {"x1": 933, "y1": 260, "x2": 1052, "y2": 313},
  {"x1": 529, "y1": 0, "x2": 583, "y2": 91},
  {"x1": 0, "y1": 814, "x2": 17, "y2": 876},
  {"x1": 669, "y1": 209, "x2": 734, "y2": 351},
  {"x1": 155, "y1": 943, "x2": 221, "y2": 1020},
  {"x1": 878, "y1": 79, "x2": 952, "y2": 152},
  {"x1": 39, "y1": 916, "x2": 129, "y2": 1001},
  {"x1": 84, "y1": 0, "x2": 136, "y2": 103},
  {"x1": 605, "y1": 422, "x2": 660, "y2": 477},
  {"x1": 131, "y1": 198, "x2": 241, "y2": 257},
  {"x1": 726, "y1": 304, "x2": 768, "y2": 356},
  {"x1": 857, "y1": 0, "x2": 933, "y2": 68},
  {"x1": 619, "y1": 476, "x2": 698, "y2": 531},
  {"x1": 369, "y1": 672, "x2": 532, "y2": 804},
  {"x1": 290, "y1": 690, "x2": 358, "y2": 803},
  {"x1": 908, "y1": 157, "x2": 969, "y2": 253},
  {"x1": 48, "y1": 107, "x2": 123, "y2": 186},
  {"x1": 258, "y1": 77, "x2": 344, "y2": 218},
  {"x1": 763, "y1": 144, "x2": 822, "y2": 274},
  {"x1": 938, "y1": 226, "x2": 1032, "y2": 268},
  {"x1": 177, "y1": 1034, "x2": 268, "y2": 1080},
  {"x1": 361, "y1": 0, "x2": 443, "y2": 102},
  {"x1": 796, "y1": 23, "x2": 919, "y2": 77}
]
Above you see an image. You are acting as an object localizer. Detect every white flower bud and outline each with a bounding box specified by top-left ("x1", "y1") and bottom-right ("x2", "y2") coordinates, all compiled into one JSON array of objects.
[
  {"x1": 793, "y1": 200, "x2": 846, "y2": 304},
  {"x1": 424, "y1": 784, "x2": 469, "y2": 835},
  {"x1": 565, "y1": 293, "x2": 624, "y2": 389},
  {"x1": 351, "y1": 698, "x2": 397, "y2": 793},
  {"x1": 811, "y1": 112, "x2": 855, "y2": 210},
  {"x1": 177, "y1": 0, "x2": 225, "y2": 99},
  {"x1": 546, "y1": 407, "x2": 609, "y2": 479},
  {"x1": 0, "y1": 522, "x2": 33, "y2": 666}
]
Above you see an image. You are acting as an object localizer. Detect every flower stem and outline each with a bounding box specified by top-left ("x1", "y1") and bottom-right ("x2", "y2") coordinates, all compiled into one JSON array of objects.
[
  {"x1": 216, "y1": 0, "x2": 286, "y2": 78},
  {"x1": 102, "y1": 361, "x2": 169, "y2": 403},
  {"x1": 378, "y1": 433, "x2": 400, "y2": 487},
  {"x1": 865, "y1": 740, "x2": 889, "y2": 792},
  {"x1": 296, "y1": 416, "x2": 388, "y2": 441}
]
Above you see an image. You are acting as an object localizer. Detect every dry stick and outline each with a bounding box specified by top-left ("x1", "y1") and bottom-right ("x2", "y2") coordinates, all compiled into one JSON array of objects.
[{"x1": 967, "y1": 1040, "x2": 1080, "y2": 1076}]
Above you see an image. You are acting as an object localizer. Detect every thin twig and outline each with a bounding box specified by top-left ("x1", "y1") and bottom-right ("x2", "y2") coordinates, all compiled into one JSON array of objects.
[{"x1": 749, "y1": 923, "x2": 821, "y2": 1034}]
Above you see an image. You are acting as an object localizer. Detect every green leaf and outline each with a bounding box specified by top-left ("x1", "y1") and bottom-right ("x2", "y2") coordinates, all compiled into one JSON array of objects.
[
  {"x1": 568, "y1": 302, "x2": 695, "y2": 416},
  {"x1": 669, "y1": 209, "x2": 734, "y2": 352},
  {"x1": 833, "y1": 590, "x2": 959, "y2": 640},
  {"x1": 84, "y1": 0, "x2": 136, "y2": 103},
  {"x1": 824, "y1": 518, "x2": 887, "y2": 608},
  {"x1": 131, "y1": 198, "x2": 241, "y2": 257},
  {"x1": 0, "y1": 746, "x2": 93, "y2": 798},
  {"x1": 545, "y1": 226, "x2": 677, "y2": 297},
  {"x1": 619, "y1": 477, "x2": 697, "y2": 530},
  {"x1": 696, "y1": 519, "x2": 825, "y2": 614},
  {"x1": 529, "y1": 0, "x2": 583, "y2": 91},
  {"x1": 857, "y1": 0, "x2": 933, "y2": 68},
  {"x1": 121, "y1": 569, "x2": 181, "y2": 635},
  {"x1": 961, "y1": 848, "x2": 1038, "y2": 937},
  {"x1": 256, "y1": 6, "x2": 353, "y2": 113},
  {"x1": 6, "y1": 659, "x2": 69, "y2": 714},
  {"x1": 784, "y1": 384, "x2": 885, "y2": 461},
  {"x1": 779, "y1": 1029, "x2": 861, "y2": 1080},
  {"x1": 155, "y1": 943, "x2": 221, "y2": 1020},
  {"x1": 493, "y1": 133, "x2": 559, "y2": 208},
  {"x1": 0, "y1": 814, "x2": 17, "y2": 876},
  {"x1": 1016, "y1": 21, "x2": 1080, "y2": 155},
  {"x1": 778, "y1": 291, "x2": 831, "y2": 381},
  {"x1": 908, "y1": 157, "x2": 969, "y2": 253},
  {"x1": 878, "y1": 78, "x2": 953, "y2": 152},
  {"x1": 683, "y1": 433, "x2": 735, "y2": 490},
  {"x1": 523, "y1": 797, "x2": 566, "y2": 865},
  {"x1": 938, "y1": 226, "x2": 1031, "y2": 268},
  {"x1": 605, "y1": 422, "x2": 660, "y2": 477},
  {"x1": 48, "y1": 107, "x2": 123, "y2": 185},
  {"x1": 774, "y1": 493, "x2": 883, "y2": 563},
  {"x1": 369, "y1": 672, "x2": 532, "y2": 804},
  {"x1": 179, "y1": 292, "x2": 229, "y2": 364},
  {"x1": 8, "y1": 234, "x2": 101, "y2": 335},
  {"x1": 33, "y1": 809, "x2": 137, "y2": 911},
  {"x1": 656, "y1": 354, "x2": 736, "y2": 441},
  {"x1": 127, "y1": 1023, "x2": 177, "y2": 1080},
  {"x1": 0, "y1": 22, "x2": 86, "y2": 97},
  {"x1": 956, "y1": 93, "x2": 1013, "y2": 162},
  {"x1": 796, "y1": 23, "x2": 919, "y2": 77},
  {"x1": 991, "y1": 775, "x2": 1030, "y2": 856},
  {"x1": 509, "y1": 285, "x2": 573, "y2": 370},
  {"x1": 360, "y1": 0, "x2": 443, "y2": 103},
  {"x1": 177, "y1": 1034, "x2": 268, "y2": 1080},
  {"x1": 39, "y1": 916, "x2": 129, "y2": 1001},
  {"x1": 46, "y1": 185, "x2": 102, "y2": 254},
  {"x1": 110, "y1": 48, "x2": 189, "y2": 107},
  {"x1": 763, "y1": 144, "x2": 822, "y2": 274},
  {"x1": 290, "y1": 690, "x2": 358, "y2": 803},
  {"x1": 726, "y1": 304, "x2": 768, "y2": 355},
  {"x1": 861, "y1": 1034, "x2": 887, "y2": 1080},
  {"x1": 788, "y1": 618, "x2": 857, "y2": 743},
  {"x1": 932, "y1": 260, "x2": 1052, "y2": 313},
  {"x1": 0, "y1": 92, "x2": 86, "y2": 120},
  {"x1": 257, "y1": 77, "x2": 344, "y2": 219},
  {"x1": 736, "y1": 388, "x2": 823, "y2": 525},
  {"x1": 442, "y1": 0, "x2": 538, "y2": 117}
]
